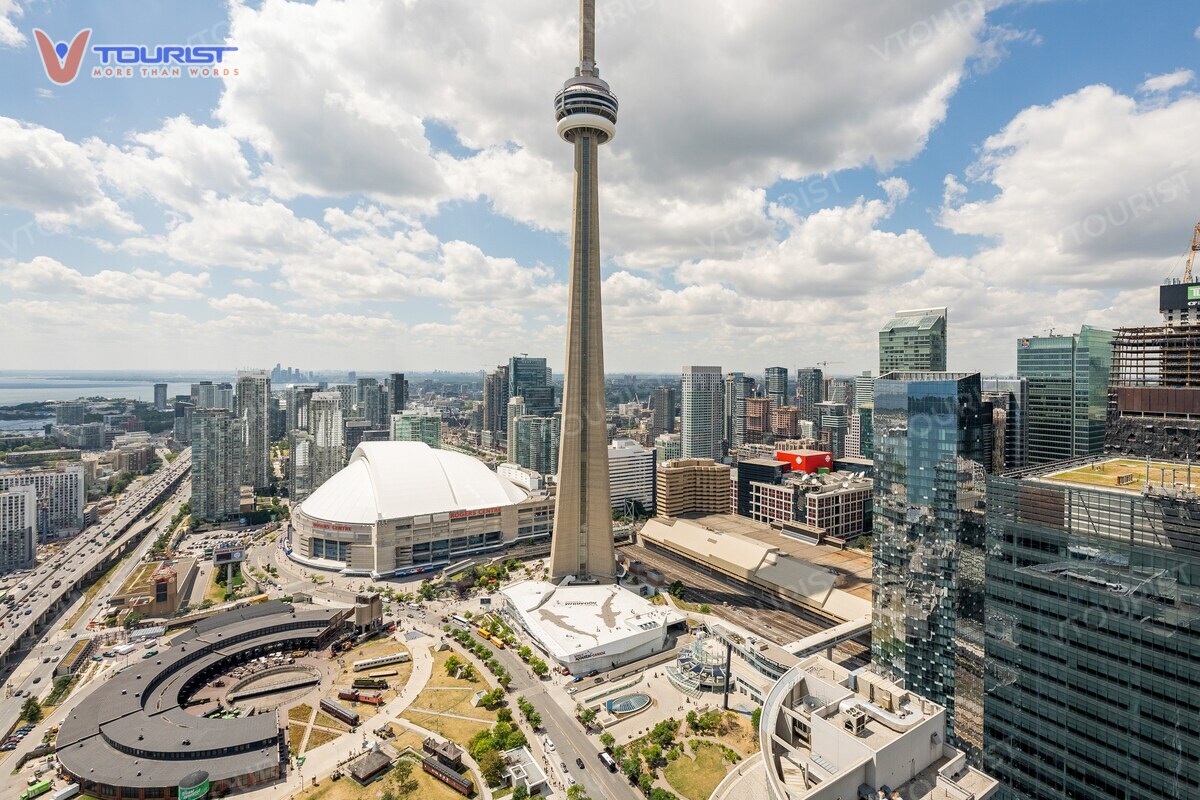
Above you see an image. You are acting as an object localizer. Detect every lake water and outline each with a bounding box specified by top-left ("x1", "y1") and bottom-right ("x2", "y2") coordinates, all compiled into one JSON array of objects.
[{"x1": 0, "y1": 377, "x2": 195, "y2": 406}]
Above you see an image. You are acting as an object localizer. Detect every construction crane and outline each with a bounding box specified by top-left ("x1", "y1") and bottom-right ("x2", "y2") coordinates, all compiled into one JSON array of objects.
[{"x1": 1185, "y1": 221, "x2": 1200, "y2": 283}]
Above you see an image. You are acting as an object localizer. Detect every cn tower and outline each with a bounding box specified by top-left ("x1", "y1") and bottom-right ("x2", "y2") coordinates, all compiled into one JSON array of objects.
[{"x1": 548, "y1": 0, "x2": 619, "y2": 582}]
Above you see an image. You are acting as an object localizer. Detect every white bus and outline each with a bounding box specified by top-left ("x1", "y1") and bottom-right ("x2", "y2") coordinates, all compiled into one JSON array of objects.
[{"x1": 450, "y1": 615, "x2": 470, "y2": 630}]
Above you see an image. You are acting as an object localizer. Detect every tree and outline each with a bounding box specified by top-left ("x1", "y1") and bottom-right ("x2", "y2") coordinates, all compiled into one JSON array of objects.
[
  {"x1": 579, "y1": 706, "x2": 598, "y2": 727},
  {"x1": 525, "y1": 710, "x2": 541, "y2": 729},
  {"x1": 418, "y1": 581, "x2": 436, "y2": 601},
  {"x1": 600, "y1": 732, "x2": 615, "y2": 750},
  {"x1": 459, "y1": 663, "x2": 476, "y2": 681},
  {"x1": 642, "y1": 743, "x2": 663, "y2": 769},
  {"x1": 566, "y1": 786, "x2": 591, "y2": 800},
  {"x1": 512, "y1": 786, "x2": 529, "y2": 800},
  {"x1": 123, "y1": 611, "x2": 144, "y2": 630},
  {"x1": 478, "y1": 748, "x2": 505, "y2": 787},
  {"x1": 21, "y1": 697, "x2": 41, "y2": 723},
  {"x1": 518, "y1": 645, "x2": 532, "y2": 661},
  {"x1": 637, "y1": 773, "x2": 654, "y2": 795},
  {"x1": 686, "y1": 710, "x2": 698, "y2": 731},
  {"x1": 668, "y1": 580, "x2": 686, "y2": 599},
  {"x1": 750, "y1": 707, "x2": 761, "y2": 729},
  {"x1": 621, "y1": 755, "x2": 641, "y2": 781},
  {"x1": 445, "y1": 654, "x2": 462, "y2": 676},
  {"x1": 530, "y1": 659, "x2": 549, "y2": 678},
  {"x1": 391, "y1": 759, "x2": 415, "y2": 795},
  {"x1": 497, "y1": 707, "x2": 513, "y2": 723},
  {"x1": 650, "y1": 789, "x2": 679, "y2": 800}
]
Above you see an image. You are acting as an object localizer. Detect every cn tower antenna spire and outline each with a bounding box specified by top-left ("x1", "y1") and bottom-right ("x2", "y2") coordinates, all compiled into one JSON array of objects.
[
  {"x1": 580, "y1": 0, "x2": 595, "y2": 71},
  {"x1": 549, "y1": 0, "x2": 618, "y2": 582}
]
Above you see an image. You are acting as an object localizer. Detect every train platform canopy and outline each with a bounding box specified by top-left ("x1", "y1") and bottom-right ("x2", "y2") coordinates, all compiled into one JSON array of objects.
[{"x1": 639, "y1": 515, "x2": 871, "y2": 621}]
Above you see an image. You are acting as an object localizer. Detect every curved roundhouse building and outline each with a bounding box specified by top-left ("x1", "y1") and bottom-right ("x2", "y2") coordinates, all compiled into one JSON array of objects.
[
  {"x1": 56, "y1": 602, "x2": 350, "y2": 800},
  {"x1": 289, "y1": 442, "x2": 555, "y2": 578}
]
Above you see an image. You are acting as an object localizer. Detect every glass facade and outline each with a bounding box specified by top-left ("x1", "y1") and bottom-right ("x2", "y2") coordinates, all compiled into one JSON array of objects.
[
  {"x1": 878, "y1": 308, "x2": 948, "y2": 373},
  {"x1": 1017, "y1": 326, "x2": 1113, "y2": 465},
  {"x1": 872, "y1": 371, "x2": 989, "y2": 755},
  {"x1": 984, "y1": 468, "x2": 1200, "y2": 800},
  {"x1": 509, "y1": 356, "x2": 554, "y2": 418}
]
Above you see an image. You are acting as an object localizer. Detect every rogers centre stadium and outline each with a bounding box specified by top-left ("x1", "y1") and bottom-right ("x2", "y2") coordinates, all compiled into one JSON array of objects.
[
  {"x1": 55, "y1": 602, "x2": 351, "y2": 800},
  {"x1": 288, "y1": 442, "x2": 556, "y2": 579}
]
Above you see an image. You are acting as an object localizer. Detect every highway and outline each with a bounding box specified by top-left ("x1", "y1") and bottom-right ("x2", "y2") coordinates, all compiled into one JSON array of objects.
[
  {"x1": 0, "y1": 481, "x2": 191, "y2": 747},
  {"x1": 0, "y1": 449, "x2": 191, "y2": 672}
]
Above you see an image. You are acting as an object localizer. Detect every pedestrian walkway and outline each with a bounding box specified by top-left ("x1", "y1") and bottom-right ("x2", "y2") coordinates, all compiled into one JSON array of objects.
[{"x1": 238, "y1": 634, "x2": 442, "y2": 800}]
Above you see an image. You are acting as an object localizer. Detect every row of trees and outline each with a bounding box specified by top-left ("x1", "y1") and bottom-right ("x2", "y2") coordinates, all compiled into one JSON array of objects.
[
  {"x1": 443, "y1": 626, "x2": 513, "y2": 689},
  {"x1": 514, "y1": 643, "x2": 550, "y2": 678}
]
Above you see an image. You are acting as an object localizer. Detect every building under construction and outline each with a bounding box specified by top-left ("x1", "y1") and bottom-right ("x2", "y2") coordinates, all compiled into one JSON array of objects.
[{"x1": 1107, "y1": 280, "x2": 1200, "y2": 459}]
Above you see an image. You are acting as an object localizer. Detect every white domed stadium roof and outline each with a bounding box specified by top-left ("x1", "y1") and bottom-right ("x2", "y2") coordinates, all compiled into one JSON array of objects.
[{"x1": 297, "y1": 442, "x2": 529, "y2": 524}]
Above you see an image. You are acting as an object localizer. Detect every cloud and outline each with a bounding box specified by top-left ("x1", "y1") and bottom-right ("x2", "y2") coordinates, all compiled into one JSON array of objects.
[
  {"x1": 0, "y1": 118, "x2": 139, "y2": 233},
  {"x1": 86, "y1": 115, "x2": 253, "y2": 211},
  {"x1": 211, "y1": 0, "x2": 1015, "y2": 265},
  {"x1": 940, "y1": 85, "x2": 1200, "y2": 283},
  {"x1": 0, "y1": 256, "x2": 209, "y2": 302},
  {"x1": 1138, "y1": 69, "x2": 1195, "y2": 95},
  {"x1": 0, "y1": 0, "x2": 25, "y2": 48}
]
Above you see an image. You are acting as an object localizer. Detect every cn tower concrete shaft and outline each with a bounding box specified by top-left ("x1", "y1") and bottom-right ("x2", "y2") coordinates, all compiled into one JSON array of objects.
[{"x1": 548, "y1": 0, "x2": 618, "y2": 582}]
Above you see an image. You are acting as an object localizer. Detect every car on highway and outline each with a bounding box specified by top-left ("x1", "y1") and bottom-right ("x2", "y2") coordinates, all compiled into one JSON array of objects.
[
  {"x1": 32, "y1": 676, "x2": 40, "y2": 683},
  {"x1": 575, "y1": 758, "x2": 585, "y2": 770},
  {"x1": 560, "y1": 761, "x2": 568, "y2": 773},
  {"x1": 544, "y1": 738, "x2": 556, "y2": 752}
]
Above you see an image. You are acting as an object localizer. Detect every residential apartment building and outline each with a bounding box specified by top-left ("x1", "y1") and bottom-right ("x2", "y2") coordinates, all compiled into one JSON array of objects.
[
  {"x1": 0, "y1": 463, "x2": 85, "y2": 539},
  {"x1": 655, "y1": 458, "x2": 731, "y2": 518},
  {"x1": 608, "y1": 439, "x2": 655, "y2": 515},
  {"x1": 680, "y1": 366, "x2": 724, "y2": 460},
  {"x1": 764, "y1": 366, "x2": 788, "y2": 409},
  {"x1": 191, "y1": 408, "x2": 244, "y2": 522},
  {"x1": 236, "y1": 369, "x2": 272, "y2": 491},
  {"x1": 0, "y1": 485, "x2": 37, "y2": 573}
]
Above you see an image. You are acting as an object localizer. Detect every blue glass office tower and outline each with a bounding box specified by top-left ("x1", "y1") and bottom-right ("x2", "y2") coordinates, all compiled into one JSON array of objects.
[{"x1": 872, "y1": 371, "x2": 990, "y2": 755}]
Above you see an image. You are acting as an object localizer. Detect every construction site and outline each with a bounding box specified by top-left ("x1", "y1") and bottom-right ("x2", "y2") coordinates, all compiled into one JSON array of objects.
[{"x1": 1107, "y1": 222, "x2": 1200, "y2": 460}]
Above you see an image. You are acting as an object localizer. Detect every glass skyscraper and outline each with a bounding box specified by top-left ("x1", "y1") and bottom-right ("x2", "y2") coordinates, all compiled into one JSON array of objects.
[
  {"x1": 984, "y1": 461, "x2": 1200, "y2": 799},
  {"x1": 872, "y1": 371, "x2": 989, "y2": 755},
  {"x1": 764, "y1": 366, "x2": 788, "y2": 409},
  {"x1": 508, "y1": 355, "x2": 555, "y2": 418},
  {"x1": 795, "y1": 367, "x2": 823, "y2": 424},
  {"x1": 1016, "y1": 325, "x2": 1113, "y2": 465},
  {"x1": 878, "y1": 307, "x2": 948, "y2": 373}
]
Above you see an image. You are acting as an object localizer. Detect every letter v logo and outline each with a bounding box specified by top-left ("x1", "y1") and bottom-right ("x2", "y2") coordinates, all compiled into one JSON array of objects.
[{"x1": 33, "y1": 29, "x2": 91, "y2": 85}]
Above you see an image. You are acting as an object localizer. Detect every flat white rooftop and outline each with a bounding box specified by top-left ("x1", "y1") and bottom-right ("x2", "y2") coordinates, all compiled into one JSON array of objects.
[{"x1": 500, "y1": 580, "x2": 684, "y2": 663}]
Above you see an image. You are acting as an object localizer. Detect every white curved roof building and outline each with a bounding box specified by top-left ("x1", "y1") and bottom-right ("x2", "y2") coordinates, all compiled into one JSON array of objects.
[{"x1": 290, "y1": 442, "x2": 554, "y2": 578}]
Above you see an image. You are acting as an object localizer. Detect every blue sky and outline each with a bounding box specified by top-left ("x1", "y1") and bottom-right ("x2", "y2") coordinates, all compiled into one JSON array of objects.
[{"x1": 1, "y1": 0, "x2": 1198, "y2": 375}]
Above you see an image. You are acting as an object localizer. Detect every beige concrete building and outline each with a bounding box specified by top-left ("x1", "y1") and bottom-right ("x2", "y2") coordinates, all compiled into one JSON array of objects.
[{"x1": 655, "y1": 458, "x2": 731, "y2": 517}]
